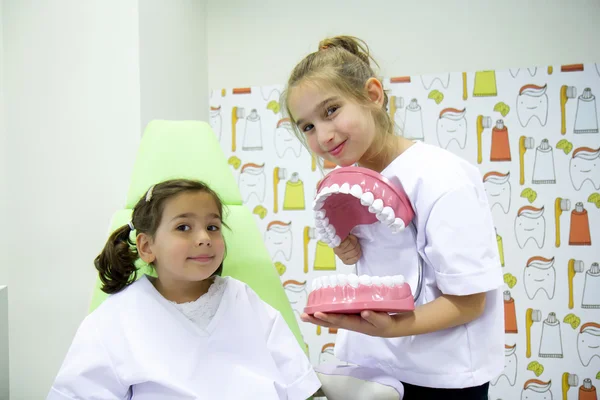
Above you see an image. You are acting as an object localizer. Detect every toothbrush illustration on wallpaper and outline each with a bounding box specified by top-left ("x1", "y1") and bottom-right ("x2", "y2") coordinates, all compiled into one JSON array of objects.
[
  {"x1": 568, "y1": 259, "x2": 584, "y2": 309},
  {"x1": 519, "y1": 136, "x2": 536, "y2": 185},
  {"x1": 525, "y1": 308, "x2": 542, "y2": 358},
  {"x1": 436, "y1": 108, "x2": 467, "y2": 150},
  {"x1": 562, "y1": 372, "x2": 579, "y2": 400},
  {"x1": 476, "y1": 115, "x2": 492, "y2": 164},
  {"x1": 560, "y1": 85, "x2": 577, "y2": 135},
  {"x1": 273, "y1": 167, "x2": 286, "y2": 213},
  {"x1": 525, "y1": 309, "x2": 563, "y2": 360},
  {"x1": 515, "y1": 205, "x2": 546, "y2": 249},
  {"x1": 517, "y1": 84, "x2": 549, "y2": 127},
  {"x1": 554, "y1": 197, "x2": 571, "y2": 248}
]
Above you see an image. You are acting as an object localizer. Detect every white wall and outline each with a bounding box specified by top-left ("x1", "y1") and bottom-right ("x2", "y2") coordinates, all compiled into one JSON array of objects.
[
  {"x1": 206, "y1": 0, "x2": 600, "y2": 88},
  {"x1": 138, "y1": 0, "x2": 209, "y2": 129},
  {"x1": 2, "y1": 1, "x2": 142, "y2": 398},
  {"x1": 0, "y1": 0, "x2": 6, "y2": 288},
  {"x1": 0, "y1": 287, "x2": 9, "y2": 399}
]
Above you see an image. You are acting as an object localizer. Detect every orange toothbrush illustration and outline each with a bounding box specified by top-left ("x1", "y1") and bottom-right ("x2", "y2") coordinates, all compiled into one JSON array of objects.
[
  {"x1": 476, "y1": 115, "x2": 492, "y2": 164},
  {"x1": 555, "y1": 197, "x2": 571, "y2": 247},
  {"x1": 568, "y1": 259, "x2": 584, "y2": 309},
  {"x1": 519, "y1": 136, "x2": 535, "y2": 185},
  {"x1": 526, "y1": 308, "x2": 542, "y2": 358},
  {"x1": 560, "y1": 85, "x2": 577, "y2": 135}
]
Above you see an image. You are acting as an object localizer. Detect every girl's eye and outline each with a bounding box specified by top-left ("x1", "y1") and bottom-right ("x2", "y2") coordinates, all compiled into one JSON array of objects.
[
  {"x1": 208, "y1": 225, "x2": 221, "y2": 232},
  {"x1": 303, "y1": 124, "x2": 314, "y2": 133},
  {"x1": 327, "y1": 105, "x2": 339, "y2": 116},
  {"x1": 176, "y1": 225, "x2": 191, "y2": 231}
]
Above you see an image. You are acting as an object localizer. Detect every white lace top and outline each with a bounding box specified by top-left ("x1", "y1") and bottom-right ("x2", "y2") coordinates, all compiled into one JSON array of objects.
[{"x1": 169, "y1": 276, "x2": 228, "y2": 329}]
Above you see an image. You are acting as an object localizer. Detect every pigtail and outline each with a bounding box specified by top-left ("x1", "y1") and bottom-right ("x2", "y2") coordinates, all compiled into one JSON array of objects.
[{"x1": 94, "y1": 224, "x2": 139, "y2": 294}]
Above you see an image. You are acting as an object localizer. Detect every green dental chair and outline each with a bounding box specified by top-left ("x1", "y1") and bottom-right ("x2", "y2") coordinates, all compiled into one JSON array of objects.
[{"x1": 87, "y1": 120, "x2": 304, "y2": 349}]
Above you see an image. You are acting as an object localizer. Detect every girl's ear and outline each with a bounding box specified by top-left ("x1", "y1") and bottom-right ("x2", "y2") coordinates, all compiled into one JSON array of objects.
[
  {"x1": 365, "y1": 77, "x2": 385, "y2": 107},
  {"x1": 136, "y1": 233, "x2": 156, "y2": 264}
]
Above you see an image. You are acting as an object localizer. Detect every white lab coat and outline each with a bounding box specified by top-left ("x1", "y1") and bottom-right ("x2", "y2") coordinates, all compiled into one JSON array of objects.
[{"x1": 47, "y1": 275, "x2": 320, "y2": 399}]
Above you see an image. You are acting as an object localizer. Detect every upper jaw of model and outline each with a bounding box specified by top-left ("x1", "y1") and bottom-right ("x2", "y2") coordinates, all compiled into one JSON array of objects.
[
  {"x1": 311, "y1": 273, "x2": 406, "y2": 291},
  {"x1": 517, "y1": 84, "x2": 549, "y2": 127},
  {"x1": 569, "y1": 147, "x2": 600, "y2": 190},
  {"x1": 524, "y1": 256, "x2": 556, "y2": 300},
  {"x1": 483, "y1": 171, "x2": 511, "y2": 213},
  {"x1": 313, "y1": 167, "x2": 414, "y2": 248},
  {"x1": 578, "y1": 322, "x2": 600, "y2": 366}
]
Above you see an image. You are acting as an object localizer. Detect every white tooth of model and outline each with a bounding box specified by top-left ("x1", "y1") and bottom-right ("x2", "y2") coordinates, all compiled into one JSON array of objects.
[
  {"x1": 348, "y1": 274, "x2": 360, "y2": 288},
  {"x1": 377, "y1": 206, "x2": 394, "y2": 223},
  {"x1": 382, "y1": 276, "x2": 394, "y2": 287},
  {"x1": 360, "y1": 192, "x2": 374, "y2": 206},
  {"x1": 371, "y1": 276, "x2": 383, "y2": 286},
  {"x1": 329, "y1": 235, "x2": 341, "y2": 248},
  {"x1": 339, "y1": 182, "x2": 350, "y2": 194},
  {"x1": 337, "y1": 274, "x2": 349, "y2": 286},
  {"x1": 315, "y1": 210, "x2": 326, "y2": 219},
  {"x1": 392, "y1": 275, "x2": 405, "y2": 286},
  {"x1": 359, "y1": 275, "x2": 372, "y2": 286},
  {"x1": 329, "y1": 275, "x2": 338, "y2": 287},
  {"x1": 369, "y1": 198, "x2": 384, "y2": 213},
  {"x1": 314, "y1": 277, "x2": 322, "y2": 290},
  {"x1": 390, "y1": 218, "x2": 406, "y2": 233},
  {"x1": 322, "y1": 276, "x2": 331, "y2": 288},
  {"x1": 350, "y1": 185, "x2": 363, "y2": 198},
  {"x1": 329, "y1": 184, "x2": 340, "y2": 193}
]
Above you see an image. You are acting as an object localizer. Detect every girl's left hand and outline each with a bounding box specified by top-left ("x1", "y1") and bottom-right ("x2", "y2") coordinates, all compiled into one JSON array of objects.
[{"x1": 300, "y1": 310, "x2": 401, "y2": 338}]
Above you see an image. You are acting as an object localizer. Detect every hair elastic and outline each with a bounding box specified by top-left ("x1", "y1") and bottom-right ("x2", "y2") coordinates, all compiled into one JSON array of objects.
[
  {"x1": 145, "y1": 185, "x2": 155, "y2": 202},
  {"x1": 128, "y1": 221, "x2": 135, "y2": 231}
]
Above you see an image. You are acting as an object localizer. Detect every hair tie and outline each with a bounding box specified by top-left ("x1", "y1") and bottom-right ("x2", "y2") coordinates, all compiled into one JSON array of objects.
[
  {"x1": 128, "y1": 221, "x2": 135, "y2": 231},
  {"x1": 320, "y1": 44, "x2": 330, "y2": 51},
  {"x1": 145, "y1": 185, "x2": 155, "y2": 202}
]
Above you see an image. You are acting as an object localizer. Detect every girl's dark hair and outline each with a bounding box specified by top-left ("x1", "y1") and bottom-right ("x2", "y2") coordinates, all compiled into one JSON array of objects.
[{"x1": 94, "y1": 179, "x2": 228, "y2": 294}]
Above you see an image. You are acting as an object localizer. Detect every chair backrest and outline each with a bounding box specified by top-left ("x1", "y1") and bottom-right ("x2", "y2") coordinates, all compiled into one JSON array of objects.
[{"x1": 88, "y1": 120, "x2": 304, "y2": 348}]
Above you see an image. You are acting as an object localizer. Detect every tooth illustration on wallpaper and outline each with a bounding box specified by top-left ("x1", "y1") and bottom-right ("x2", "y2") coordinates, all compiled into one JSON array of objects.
[
  {"x1": 574, "y1": 88, "x2": 599, "y2": 134},
  {"x1": 389, "y1": 96, "x2": 405, "y2": 131},
  {"x1": 569, "y1": 147, "x2": 600, "y2": 190},
  {"x1": 521, "y1": 379, "x2": 553, "y2": 400},
  {"x1": 524, "y1": 256, "x2": 556, "y2": 300},
  {"x1": 578, "y1": 378, "x2": 597, "y2": 400},
  {"x1": 273, "y1": 167, "x2": 286, "y2": 213},
  {"x1": 527, "y1": 362, "x2": 545, "y2": 377},
  {"x1": 555, "y1": 197, "x2": 571, "y2": 248},
  {"x1": 509, "y1": 67, "x2": 538, "y2": 78},
  {"x1": 239, "y1": 163, "x2": 266, "y2": 204},
  {"x1": 562, "y1": 373, "x2": 579, "y2": 400},
  {"x1": 264, "y1": 221, "x2": 293, "y2": 262},
  {"x1": 491, "y1": 344, "x2": 518, "y2": 386},
  {"x1": 210, "y1": 106, "x2": 222, "y2": 141},
  {"x1": 241, "y1": 109, "x2": 263, "y2": 151},
  {"x1": 283, "y1": 172, "x2": 305, "y2": 211},
  {"x1": 490, "y1": 120, "x2": 511, "y2": 162},
  {"x1": 581, "y1": 262, "x2": 600, "y2": 309},
  {"x1": 428, "y1": 90, "x2": 444, "y2": 105},
  {"x1": 403, "y1": 99, "x2": 424, "y2": 141},
  {"x1": 577, "y1": 322, "x2": 600, "y2": 367},
  {"x1": 494, "y1": 102, "x2": 510, "y2": 117},
  {"x1": 420, "y1": 73, "x2": 450, "y2": 90},
  {"x1": 568, "y1": 259, "x2": 584, "y2": 309},
  {"x1": 319, "y1": 343, "x2": 340, "y2": 365},
  {"x1": 516, "y1": 84, "x2": 549, "y2": 127},
  {"x1": 532, "y1": 139, "x2": 556, "y2": 184},
  {"x1": 476, "y1": 115, "x2": 493, "y2": 164},
  {"x1": 526, "y1": 308, "x2": 542, "y2": 358},
  {"x1": 484, "y1": 172, "x2": 511, "y2": 214},
  {"x1": 515, "y1": 205, "x2": 546, "y2": 249},
  {"x1": 436, "y1": 108, "x2": 467, "y2": 149},
  {"x1": 497, "y1": 229, "x2": 505, "y2": 266},
  {"x1": 560, "y1": 85, "x2": 577, "y2": 135},
  {"x1": 504, "y1": 291, "x2": 518, "y2": 334},
  {"x1": 569, "y1": 202, "x2": 592, "y2": 246},
  {"x1": 231, "y1": 106, "x2": 245, "y2": 152},
  {"x1": 473, "y1": 71, "x2": 497, "y2": 97},
  {"x1": 283, "y1": 279, "x2": 308, "y2": 324},
  {"x1": 274, "y1": 118, "x2": 303, "y2": 158},
  {"x1": 539, "y1": 312, "x2": 564, "y2": 358},
  {"x1": 519, "y1": 136, "x2": 536, "y2": 185}
]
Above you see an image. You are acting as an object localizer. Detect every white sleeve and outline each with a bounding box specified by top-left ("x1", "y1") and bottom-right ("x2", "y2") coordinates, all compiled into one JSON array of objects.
[
  {"x1": 46, "y1": 317, "x2": 129, "y2": 400},
  {"x1": 423, "y1": 184, "x2": 503, "y2": 296},
  {"x1": 245, "y1": 286, "x2": 321, "y2": 400}
]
